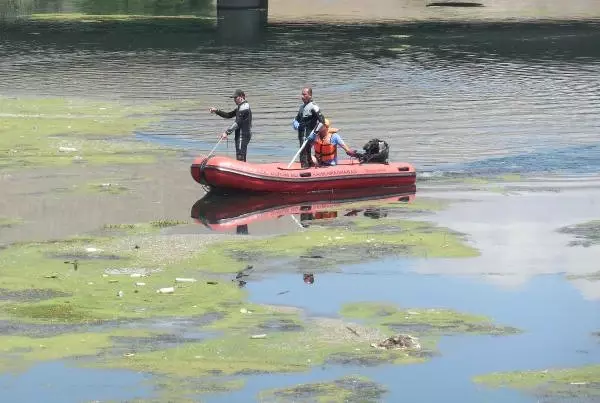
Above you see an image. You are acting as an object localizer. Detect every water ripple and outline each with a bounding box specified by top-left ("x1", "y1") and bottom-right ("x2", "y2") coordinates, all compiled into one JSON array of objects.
[{"x1": 2, "y1": 20, "x2": 600, "y2": 174}]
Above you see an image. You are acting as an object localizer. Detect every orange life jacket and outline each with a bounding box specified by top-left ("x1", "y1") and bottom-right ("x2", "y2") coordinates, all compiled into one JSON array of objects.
[{"x1": 314, "y1": 128, "x2": 339, "y2": 164}]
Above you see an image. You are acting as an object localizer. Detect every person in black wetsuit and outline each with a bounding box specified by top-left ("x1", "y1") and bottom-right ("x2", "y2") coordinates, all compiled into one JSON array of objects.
[
  {"x1": 209, "y1": 89, "x2": 253, "y2": 162},
  {"x1": 292, "y1": 87, "x2": 326, "y2": 168}
]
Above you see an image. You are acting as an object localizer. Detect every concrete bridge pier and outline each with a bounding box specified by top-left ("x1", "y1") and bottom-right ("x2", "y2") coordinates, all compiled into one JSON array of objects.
[{"x1": 216, "y1": 0, "x2": 268, "y2": 44}]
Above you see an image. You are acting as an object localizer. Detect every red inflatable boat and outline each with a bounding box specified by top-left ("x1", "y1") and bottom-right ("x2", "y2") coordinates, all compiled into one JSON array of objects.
[{"x1": 190, "y1": 155, "x2": 416, "y2": 193}]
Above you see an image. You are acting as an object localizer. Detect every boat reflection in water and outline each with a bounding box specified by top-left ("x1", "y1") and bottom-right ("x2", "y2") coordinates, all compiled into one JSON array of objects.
[{"x1": 190, "y1": 185, "x2": 417, "y2": 235}]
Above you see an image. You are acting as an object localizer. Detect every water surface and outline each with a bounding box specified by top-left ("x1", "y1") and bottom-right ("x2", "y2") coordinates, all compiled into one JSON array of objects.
[
  {"x1": 0, "y1": 361, "x2": 152, "y2": 403},
  {"x1": 2, "y1": 4, "x2": 600, "y2": 402},
  {"x1": 1, "y1": 15, "x2": 599, "y2": 173},
  {"x1": 239, "y1": 266, "x2": 600, "y2": 402}
]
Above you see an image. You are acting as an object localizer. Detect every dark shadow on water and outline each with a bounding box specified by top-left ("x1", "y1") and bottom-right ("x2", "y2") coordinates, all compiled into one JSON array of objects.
[
  {"x1": 190, "y1": 185, "x2": 416, "y2": 235},
  {"x1": 216, "y1": 8, "x2": 268, "y2": 46},
  {"x1": 2, "y1": 14, "x2": 600, "y2": 63}
]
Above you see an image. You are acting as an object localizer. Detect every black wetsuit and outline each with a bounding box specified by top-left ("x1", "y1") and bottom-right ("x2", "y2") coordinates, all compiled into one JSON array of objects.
[
  {"x1": 295, "y1": 100, "x2": 325, "y2": 167},
  {"x1": 215, "y1": 100, "x2": 252, "y2": 162}
]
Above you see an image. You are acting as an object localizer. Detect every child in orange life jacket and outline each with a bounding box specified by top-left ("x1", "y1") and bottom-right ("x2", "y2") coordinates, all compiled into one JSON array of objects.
[{"x1": 306, "y1": 118, "x2": 358, "y2": 166}]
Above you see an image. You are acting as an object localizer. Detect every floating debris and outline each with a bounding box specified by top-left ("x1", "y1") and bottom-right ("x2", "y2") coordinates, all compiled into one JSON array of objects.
[
  {"x1": 371, "y1": 334, "x2": 421, "y2": 350},
  {"x1": 303, "y1": 273, "x2": 315, "y2": 284},
  {"x1": 235, "y1": 265, "x2": 254, "y2": 280},
  {"x1": 346, "y1": 326, "x2": 360, "y2": 337},
  {"x1": 277, "y1": 290, "x2": 290, "y2": 296},
  {"x1": 156, "y1": 287, "x2": 175, "y2": 294},
  {"x1": 426, "y1": 1, "x2": 484, "y2": 7},
  {"x1": 250, "y1": 334, "x2": 267, "y2": 339},
  {"x1": 175, "y1": 278, "x2": 197, "y2": 283},
  {"x1": 64, "y1": 259, "x2": 78, "y2": 271},
  {"x1": 104, "y1": 268, "x2": 159, "y2": 276}
]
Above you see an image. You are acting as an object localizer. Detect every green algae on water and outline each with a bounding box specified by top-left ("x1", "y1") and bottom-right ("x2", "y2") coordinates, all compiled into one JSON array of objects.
[
  {"x1": 151, "y1": 377, "x2": 246, "y2": 402},
  {"x1": 259, "y1": 375, "x2": 387, "y2": 403},
  {"x1": 558, "y1": 220, "x2": 600, "y2": 247},
  {"x1": 0, "y1": 330, "x2": 152, "y2": 373},
  {"x1": 0, "y1": 236, "x2": 245, "y2": 323},
  {"x1": 473, "y1": 365, "x2": 600, "y2": 400},
  {"x1": 97, "y1": 316, "x2": 421, "y2": 378},
  {"x1": 0, "y1": 215, "x2": 489, "y2": 384},
  {"x1": 340, "y1": 302, "x2": 520, "y2": 336},
  {"x1": 0, "y1": 96, "x2": 175, "y2": 170},
  {"x1": 567, "y1": 271, "x2": 600, "y2": 281},
  {"x1": 150, "y1": 219, "x2": 189, "y2": 228},
  {"x1": 0, "y1": 217, "x2": 22, "y2": 229},
  {"x1": 177, "y1": 217, "x2": 479, "y2": 274}
]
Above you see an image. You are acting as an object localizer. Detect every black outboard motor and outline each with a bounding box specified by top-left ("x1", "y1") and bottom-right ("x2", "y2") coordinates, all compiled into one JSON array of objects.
[{"x1": 358, "y1": 138, "x2": 390, "y2": 164}]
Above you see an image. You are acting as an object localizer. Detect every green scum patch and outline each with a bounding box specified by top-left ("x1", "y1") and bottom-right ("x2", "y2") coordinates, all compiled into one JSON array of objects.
[
  {"x1": 0, "y1": 96, "x2": 175, "y2": 170},
  {"x1": 149, "y1": 376, "x2": 246, "y2": 402},
  {"x1": 558, "y1": 220, "x2": 600, "y2": 247},
  {"x1": 0, "y1": 329, "x2": 154, "y2": 373},
  {"x1": 176, "y1": 217, "x2": 479, "y2": 274},
  {"x1": 324, "y1": 194, "x2": 449, "y2": 214},
  {"x1": 473, "y1": 365, "x2": 600, "y2": 400},
  {"x1": 0, "y1": 216, "x2": 23, "y2": 229},
  {"x1": 567, "y1": 271, "x2": 600, "y2": 282},
  {"x1": 206, "y1": 304, "x2": 305, "y2": 333},
  {"x1": 0, "y1": 236, "x2": 245, "y2": 324},
  {"x1": 96, "y1": 316, "x2": 422, "y2": 378},
  {"x1": 0, "y1": 216, "x2": 509, "y2": 391},
  {"x1": 259, "y1": 375, "x2": 387, "y2": 403},
  {"x1": 340, "y1": 302, "x2": 520, "y2": 336}
]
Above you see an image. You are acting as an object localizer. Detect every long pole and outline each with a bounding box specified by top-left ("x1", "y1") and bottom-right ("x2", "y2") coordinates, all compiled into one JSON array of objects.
[
  {"x1": 207, "y1": 136, "x2": 224, "y2": 158},
  {"x1": 287, "y1": 137, "x2": 309, "y2": 168}
]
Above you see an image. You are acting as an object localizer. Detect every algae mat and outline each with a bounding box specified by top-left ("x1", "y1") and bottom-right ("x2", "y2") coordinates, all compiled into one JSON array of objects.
[
  {"x1": 0, "y1": 96, "x2": 178, "y2": 170},
  {"x1": 474, "y1": 365, "x2": 600, "y2": 402},
  {"x1": 0, "y1": 212, "x2": 519, "y2": 400}
]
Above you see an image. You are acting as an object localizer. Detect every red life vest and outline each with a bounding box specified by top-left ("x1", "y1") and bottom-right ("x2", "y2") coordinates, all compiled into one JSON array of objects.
[{"x1": 314, "y1": 128, "x2": 339, "y2": 164}]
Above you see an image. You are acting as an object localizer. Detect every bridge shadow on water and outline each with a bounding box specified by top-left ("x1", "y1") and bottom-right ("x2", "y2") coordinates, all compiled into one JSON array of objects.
[{"x1": 3, "y1": 13, "x2": 600, "y2": 63}]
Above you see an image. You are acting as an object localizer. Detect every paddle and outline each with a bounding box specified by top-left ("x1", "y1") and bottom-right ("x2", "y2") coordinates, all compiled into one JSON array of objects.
[
  {"x1": 287, "y1": 136, "x2": 310, "y2": 168},
  {"x1": 207, "y1": 135, "x2": 225, "y2": 158}
]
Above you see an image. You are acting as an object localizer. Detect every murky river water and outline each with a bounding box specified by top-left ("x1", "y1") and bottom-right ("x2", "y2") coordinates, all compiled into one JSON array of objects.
[
  {"x1": 2, "y1": 5, "x2": 600, "y2": 174},
  {"x1": 1, "y1": 2, "x2": 600, "y2": 402}
]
